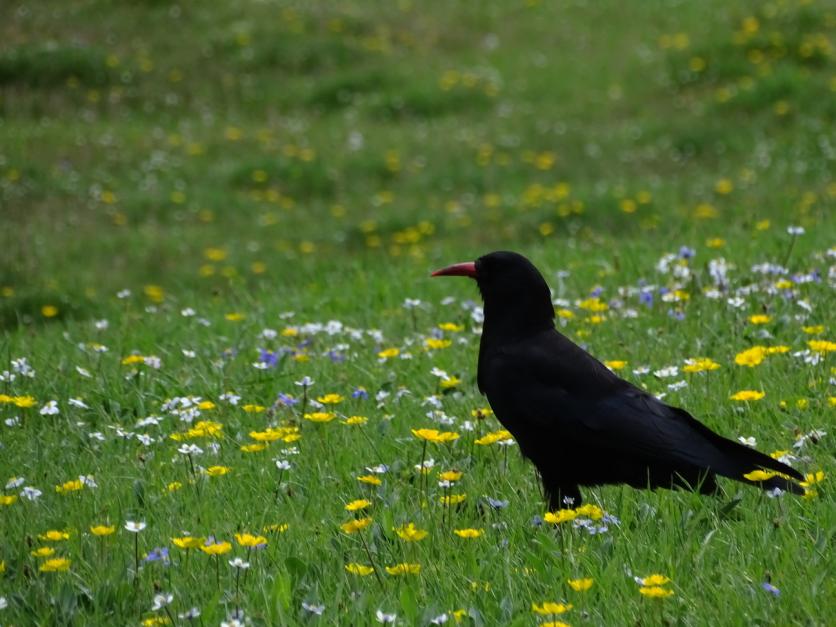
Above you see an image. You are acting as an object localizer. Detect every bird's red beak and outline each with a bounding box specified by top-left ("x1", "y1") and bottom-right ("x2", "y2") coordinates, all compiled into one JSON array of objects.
[{"x1": 431, "y1": 261, "x2": 477, "y2": 278}]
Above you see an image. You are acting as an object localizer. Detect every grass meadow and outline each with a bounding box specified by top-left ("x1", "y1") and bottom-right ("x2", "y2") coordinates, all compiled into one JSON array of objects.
[{"x1": 1, "y1": 0, "x2": 834, "y2": 624}]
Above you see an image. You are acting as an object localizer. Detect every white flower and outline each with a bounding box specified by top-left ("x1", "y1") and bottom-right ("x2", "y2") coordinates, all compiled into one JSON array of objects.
[
  {"x1": 39, "y1": 401, "x2": 59, "y2": 415},
  {"x1": 6, "y1": 476, "x2": 25, "y2": 490},
  {"x1": 402, "y1": 298, "x2": 422, "y2": 309},
  {"x1": 136, "y1": 434, "x2": 154, "y2": 446},
  {"x1": 275, "y1": 460, "x2": 291, "y2": 471},
  {"x1": 653, "y1": 366, "x2": 679, "y2": 378},
  {"x1": 117, "y1": 289, "x2": 131, "y2": 298},
  {"x1": 182, "y1": 349, "x2": 196, "y2": 359},
  {"x1": 252, "y1": 362, "x2": 269, "y2": 370},
  {"x1": 220, "y1": 393, "x2": 241, "y2": 405},
  {"x1": 667, "y1": 380, "x2": 688, "y2": 391},
  {"x1": 178, "y1": 607, "x2": 201, "y2": 619},
  {"x1": 229, "y1": 558, "x2": 251, "y2": 570},
  {"x1": 430, "y1": 367, "x2": 449, "y2": 379},
  {"x1": 0, "y1": 596, "x2": 7, "y2": 610},
  {"x1": 301, "y1": 602, "x2": 325, "y2": 615},
  {"x1": 94, "y1": 319, "x2": 109, "y2": 330},
  {"x1": 69, "y1": 398, "x2": 89, "y2": 409},
  {"x1": 787, "y1": 225, "x2": 805, "y2": 236},
  {"x1": 294, "y1": 376, "x2": 314, "y2": 387},
  {"x1": 0, "y1": 371, "x2": 15, "y2": 382},
  {"x1": 21, "y1": 486, "x2": 43, "y2": 501},
  {"x1": 261, "y1": 328, "x2": 278, "y2": 339},
  {"x1": 430, "y1": 613, "x2": 449, "y2": 624},
  {"x1": 143, "y1": 356, "x2": 162, "y2": 369},
  {"x1": 151, "y1": 593, "x2": 173, "y2": 611},
  {"x1": 726, "y1": 297, "x2": 746, "y2": 309},
  {"x1": 365, "y1": 464, "x2": 389, "y2": 474},
  {"x1": 181, "y1": 307, "x2": 196, "y2": 317},
  {"x1": 376, "y1": 609, "x2": 397, "y2": 623},
  {"x1": 737, "y1": 436, "x2": 757, "y2": 448},
  {"x1": 177, "y1": 444, "x2": 203, "y2": 456},
  {"x1": 89, "y1": 431, "x2": 106, "y2": 441},
  {"x1": 124, "y1": 520, "x2": 146, "y2": 533},
  {"x1": 79, "y1": 475, "x2": 98, "y2": 488},
  {"x1": 4, "y1": 416, "x2": 20, "y2": 427}
]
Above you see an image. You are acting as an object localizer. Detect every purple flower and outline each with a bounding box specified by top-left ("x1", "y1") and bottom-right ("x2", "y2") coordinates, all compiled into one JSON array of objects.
[
  {"x1": 761, "y1": 582, "x2": 780, "y2": 597},
  {"x1": 678, "y1": 246, "x2": 696, "y2": 259},
  {"x1": 277, "y1": 393, "x2": 298, "y2": 406},
  {"x1": 590, "y1": 286, "x2": 604, "y2": 297},
  {"x1": 259, "y1": 349, "x2": 279, "y2": 368},
  {"x1": 639, "y1": 290, "x2": 654, "y2": 307},
  {"x1": 326, "y1": 350, "x2": 346, "y2": 363},
  {"x1": 352, "y1": 387, "x2": 368, "y2": 400},
  {"x1": 667, "y1": 309, "x2": 686, "y2": 321},
  {"x1": 145, "y1": 547, "x2": 170, "y2": 565}
]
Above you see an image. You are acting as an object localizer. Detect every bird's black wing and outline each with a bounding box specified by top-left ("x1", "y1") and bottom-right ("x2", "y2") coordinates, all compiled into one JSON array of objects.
[{"x1": 481, "y1": 329, "x2": 803, "y2": 484}]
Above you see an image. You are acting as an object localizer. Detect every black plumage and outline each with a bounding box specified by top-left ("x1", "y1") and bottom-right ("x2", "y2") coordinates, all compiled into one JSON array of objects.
[{"x1": 433, "y1": 250, "x2": 804, "y2": 509}]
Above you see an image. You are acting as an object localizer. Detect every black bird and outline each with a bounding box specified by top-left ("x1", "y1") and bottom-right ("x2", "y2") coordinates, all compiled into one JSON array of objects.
[{"x1": 432, "y1": 250, "x2": 804, "y2": 509}]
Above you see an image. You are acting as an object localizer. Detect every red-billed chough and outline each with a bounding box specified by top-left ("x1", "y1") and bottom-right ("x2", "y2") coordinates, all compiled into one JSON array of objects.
[{"x1": 432, "y1": 250, "x2": 804, "y2": 509}]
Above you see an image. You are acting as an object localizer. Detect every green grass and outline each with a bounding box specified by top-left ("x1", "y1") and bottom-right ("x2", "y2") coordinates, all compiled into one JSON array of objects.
[{"x1": 0, "y1": 0, "x2": 834, "y2": 624}]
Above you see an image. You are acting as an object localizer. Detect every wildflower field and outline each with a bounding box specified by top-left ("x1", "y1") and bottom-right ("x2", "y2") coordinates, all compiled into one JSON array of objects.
[{"x1": 1, "y1": 0, "x2": 834, "y2": 624}]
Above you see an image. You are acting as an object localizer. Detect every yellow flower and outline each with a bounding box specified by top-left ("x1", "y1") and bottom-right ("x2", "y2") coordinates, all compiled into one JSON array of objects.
[
  {"x1": 748, "y1": 314, "x2": 771, "y2": 325},
  {"x1": 394, "y1": 522, "x2": 428, "y2": 541},
  {"x1": 706, "y1": 237, "x2": 726, "y2": 248},
  {"x1": 205, "y1": 465, "x2": 231, "y2": 477},
  {"x1": 471, "y1": 407, "x2": 493, "y2": 418},
  {"x1": 440, "y1": 494, "x2": 467, "y2": 506},
  {"x1": 438, "y1": 322, "x2": 465, "y2": 332},
  {"x1": 242, "y1": 404, "x2": 266, "y2": 413},
  {"x1": 41, "y1": 305, "x2": 59, "y2": 318},
  {"x1": 438, "y1": 470, "x2": 463, "y2": 482},
  {"x1": 743, "y1": 470, "x2": 777, "y2": 482},
  {"x1": 39, "y1": 530, "x2": 70, "y2": 542},
  {"x1": 808, "y1": 340, "x2": 836, "y2": 353},
  {"x1": 544, "y1": 509, "x2": 577, "y2": 524},
  {"x1": 578, "y1": 297, "x2": 608, "y2": 312},
  {"x1": 316, "y1": 393, "x2": 344, "y2": 404},
  {"x1": 263, "y1": 523, "x2": 289, "y2": 533},
  {"x1": 357, "y1": 474, "x2": 382, "y2": 485},
  {"x1": 802, "y1": 325, "x2": 824, "y2": 335},
  {"x1": 639, "y1": 586, "x2": 674, "y2": 598},
  {"x1": 240, "y1": 443, "x2": 267, "y2": 453},
  {"x1": 281, "y1": 326, "x2": 299, "y2": 337},
  {"x1": 143, "y1": 285, "x2": 164, "y2": 302},
  {"x1": 345, "y1": 563, "x2": 375, "y2": 576},
  {"x1": 235, "y1": 532, "x2": 268, "y2": 547},
  {"x1": 729, "y1": 390, "x2": 765, "y2": 401},
  {"x1": 531, "y1": 602, "x2": 573, "y2": 615},
  {"x1": 378, "y1": 347, "x2": 400, "y2": 359},
  {"x1": 90, "y1": 525, "x2": 116, "y2": 536},
  {"x1": 604, "y1": 360, "x2": 627, "y2": 370},
  {"x1": 224, "y1": 312, "x2": 245, "y2": 321},
  {"x1": 199, "y1": 541, "x2": 232, "y2": 555},
  {"x1": 556, "y1": 309, "x2": 575, "y2": 319},
  {"x1": 197, "y1": 400, "x2": 216, "y2": 410},
  {"x1": 343, "y1": 415, "x2": 368, "y2": 426},
  {"x1": 172, "y1": 536, "x2": 205, "y2": 549},
  {"x1": 39, "y1": 558, "x2": 71, "y2": 572},
  {"x1": 345, "y1": 499, "x2": 372, "y2": 512},
  {"x1": 340, "y1": 517, "x2": 373, "y2": 534},
  {"x1": 765, "y1": 345, "x2": 789, "y2": 354},
  {"x1": 574, "y1": 504, "x2": 604, "y2": 520},
  {"x1": 474, "y1": 430, "x2": 513, "y2": 445},
  {"x1": 453, "y1": 528, "x2": 484, "y2": 539},
  {"x1": 385, "y1": 563, "x2": 421, "y2": 576},
  {"x1": 568, "y1": 577, "x2": 594, "y2": 591},
  {"x1": 411, "y1": 428, "x2": 460, "y2": 443},
  {"x1": 641, "y1": 574, "x2": 671, "y2": 586},
  {"x1": 121, "y1": 354, "x2": 146, "y2": 365},
  {"x1": 31, "y1": 546, "x2": 56, "y2": 557},
  {"x1": 734, "y1": 346, "x2": 766, "y2": 367},
  {"x1": 1, "y1": 495, "x2": 18, "y2": 505},
  {"x1": 304, "y1": 412, "x2": 336, "y2": 423},
  {"x1": 425, "y1": 338, "x2": 452, "y2": 350},
  {"x1": 167, "y1": 481, "x2": 183, "y2": 492},
  {"x1": 683, "y1": 357, "x2": 721, "y2": 373},
  {"x1": 14, "y1": 395, "x2": 37, "y2": 408},
  {"x1": 440, "y1": 376, "x2": 461, "y2": 389},
  {"x1": 55, "y1": 479, "x2": 84, "y2": 494},
  {"x1": 800, "y1": 471, "x2": 825, "y2": 487}
]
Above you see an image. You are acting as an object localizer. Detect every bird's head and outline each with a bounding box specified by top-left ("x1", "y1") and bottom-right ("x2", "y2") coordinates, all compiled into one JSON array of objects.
[{"x1": 432, "y1": 251, "x2": 554, "y2": 335}]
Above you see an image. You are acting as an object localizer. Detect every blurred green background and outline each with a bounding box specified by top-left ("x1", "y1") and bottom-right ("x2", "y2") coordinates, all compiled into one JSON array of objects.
[{"x1": 1, "y1": 0, "x2": 833, "y2": 327}]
